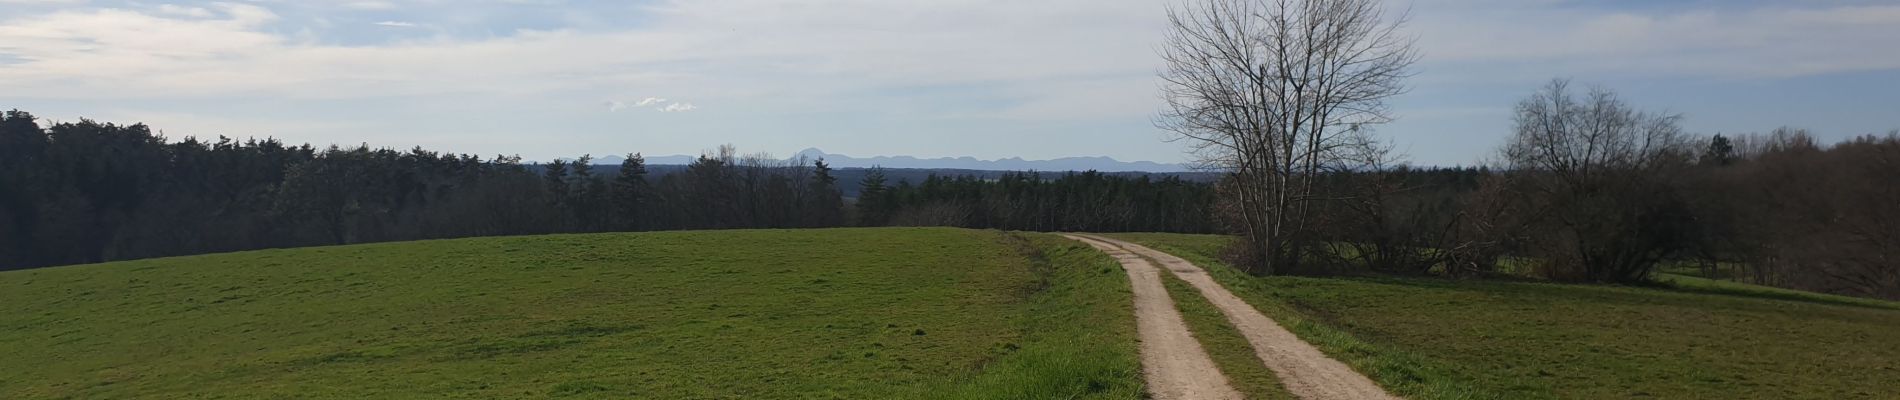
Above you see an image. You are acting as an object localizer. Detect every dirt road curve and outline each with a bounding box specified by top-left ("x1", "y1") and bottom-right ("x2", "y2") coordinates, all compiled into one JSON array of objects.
[
  {"x1": 1074, "y1": 234, "x2": 1400, "y2": 400},
  {"x1": 1059, "y1": 234, "x2": 1243, "y2": 400}
]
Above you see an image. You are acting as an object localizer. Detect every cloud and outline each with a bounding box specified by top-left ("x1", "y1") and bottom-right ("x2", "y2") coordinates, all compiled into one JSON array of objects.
[
  {"x1": 341, "y1": 1, "x2": 398, "y2": 10},
  {"x1": 0, "y1": 0, "x2": 1163, "y2": 111},
  {"x1": 0, "y1": 3, "x2": 283, "y2": 90},
  {"x1": 2, "y1": 0, "x2": 1898, "y2": 165},
  {"x1": 156, "y1": 4, "x2": 215, "y2": 18},
  {"x1": 4, "y1": 1, "x2": 1899, "y2": 104},
  {"x1": 608, "y1": 98, "x2": 684, "y2": 112},
  {"x1": 1408, "y1": 2, "x2": 1900, "y2": 79}
]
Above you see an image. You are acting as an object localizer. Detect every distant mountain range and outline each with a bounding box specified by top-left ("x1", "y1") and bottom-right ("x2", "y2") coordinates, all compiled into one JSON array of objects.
[{"x1": 563, "y1": 148, "x2": 1190, "y2": 173}]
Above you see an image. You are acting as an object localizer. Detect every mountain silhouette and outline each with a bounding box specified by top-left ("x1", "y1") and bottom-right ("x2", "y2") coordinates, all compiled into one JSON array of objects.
[{"x1": 563, "y1": 148, "x2": 1187, "y2": 172}]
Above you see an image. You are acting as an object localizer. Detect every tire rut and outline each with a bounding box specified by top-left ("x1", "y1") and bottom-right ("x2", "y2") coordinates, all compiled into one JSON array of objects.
[
  {"x1": 1059, "y1": 234, "x2": 1243, "y2": 400},
  {"x1": 1073, "y1": 234, "x2": 1400, "y2": 400}
]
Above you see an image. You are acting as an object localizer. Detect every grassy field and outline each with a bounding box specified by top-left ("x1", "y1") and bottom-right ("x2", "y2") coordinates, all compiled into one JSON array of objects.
[
  {"x1": 0, "y1": 228, "x2": 1141, "y2": 399},
  {"x1": 1108, "y1": 233, "x2": 1900, "y2": 400}
]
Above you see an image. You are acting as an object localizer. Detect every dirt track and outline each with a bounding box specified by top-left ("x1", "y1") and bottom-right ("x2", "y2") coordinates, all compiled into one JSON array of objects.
[
  {"x1": 1059, "y1": 234, "x2": 1242, "y2": 400},
  {"x1": 1068, "y1": 234, "x2": 1399, "y2": 400}
]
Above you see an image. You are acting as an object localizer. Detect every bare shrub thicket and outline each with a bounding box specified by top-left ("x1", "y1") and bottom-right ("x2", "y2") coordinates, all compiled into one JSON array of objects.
[
  {"x1": 1488, "y1": 79, "x2": 1698, "y2": 283},
  {"x1": 1711, "y1": 131, "x2": 1900, "y2": 299},
  {"x1": 1308, "y1": 139, "x2": 1476, "y2": 275}
]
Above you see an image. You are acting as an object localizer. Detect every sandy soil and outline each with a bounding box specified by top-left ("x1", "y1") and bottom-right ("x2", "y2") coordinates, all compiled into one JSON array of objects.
[
  {"x1": 1075, "y1": 234, "x2": 1401, "y2": 400},
  {"x1": 1059, "y1": 234, "x2": 1243, "y2": 400}
]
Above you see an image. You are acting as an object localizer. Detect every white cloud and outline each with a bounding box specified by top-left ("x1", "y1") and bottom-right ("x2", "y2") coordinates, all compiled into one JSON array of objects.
[
  {"x1": 606, "y1": 97, "x2": 676, "y2": 112},
  {"x1": 657, "y1": 102, "x2": 696, "y2": 113},
  {"x1": 372, "y1": 21, "x2": 417, "y2": 28},
  {"x1": 0, "y1": 4, "x2": 282, "y2": 90},
  {"x1": 0, "y1": 0, "x2": 1164, "y2": 118},
  {"x1": 156, "y1": 4, "x2": 214, "y2": 18},
  {"x1": 341, "y1": 1, "x2": 398, "y2": 10}
]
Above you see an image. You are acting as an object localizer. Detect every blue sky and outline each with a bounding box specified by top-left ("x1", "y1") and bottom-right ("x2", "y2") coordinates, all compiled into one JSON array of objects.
[{"x1": 2, "y1": 0, "x2": 1896, "y2": 166}]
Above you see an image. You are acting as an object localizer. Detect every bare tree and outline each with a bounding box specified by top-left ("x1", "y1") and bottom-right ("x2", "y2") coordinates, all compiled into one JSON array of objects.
[
  {"x1": 1496, "y1": 79, "x2": 1696, "y2": 283},
  {"x1": 1158, "y1": 0, "x2": 1419, "y2": 274},
  {"x1": 1503, "y1": 80, "x2": 1693, "y2": 178}
]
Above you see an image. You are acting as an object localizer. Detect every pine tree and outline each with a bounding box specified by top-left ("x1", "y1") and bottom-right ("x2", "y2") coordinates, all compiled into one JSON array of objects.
[
  {"x1": 544, "y1": 159, "x2": 570, "y2": 195},
  {"x1": 683, "y1": 154, "x2": 733, "y2": 229},
  {"x1": 542, "y1": 159, "x2": 572, "y2": 230},
  {"x1": 806, "y1": 158, "x2": 844, "y2": 227},
  {"x1": 568, "y1": 155, "x2": 600, "y2": 230},
  {"x1": 1701, "y1": 134, "x2": 1737, "y2": 166},
  {"x1": 613, "y1": 153, "x2": 650, "y2": 231},
  {"x1": 0, "y1": 110, "x2": 48, "y2": 267},
  {"x1": 855, "y1": 166, "x2": 888, "y2": 226}
]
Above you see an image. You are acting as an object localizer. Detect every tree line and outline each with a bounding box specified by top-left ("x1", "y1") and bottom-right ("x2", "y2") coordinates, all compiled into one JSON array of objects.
[
  {"x1": 0, "y1": 111, "x2": 858, "y2": 270},
  {"x1": 0, "y1": 110, "x2": 1227, "y2": 270},
  {"x1": 1684, "y1": 129, "x2": 1900, "y2": 299},
  {"x1": 855, "y1": 169, "x2": 1216, "y2": 233}
]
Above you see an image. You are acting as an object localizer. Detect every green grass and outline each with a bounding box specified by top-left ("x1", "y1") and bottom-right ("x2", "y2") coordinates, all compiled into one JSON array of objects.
[
  {"x1": 918, "y1": 233, "x2": 1143, "y2": 399},
  {"x1": 1655, "y1": 267, "x2": 1900, "y2": 310},
  {"x1": 1158, "y1": 271, "x2": 1293, "y2": 399},
  {"x1": 1107, "y1": 233, "x2": 1900, "y2": 400},
  {"x1": 0, "y1": 228, "x2": 1141, "y2": 399}
]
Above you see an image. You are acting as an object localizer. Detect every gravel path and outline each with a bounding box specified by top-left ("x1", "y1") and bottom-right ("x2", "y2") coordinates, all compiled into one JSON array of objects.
[
  {"x1": 1059, "y1": 234, "x2": 1243, "y2": 400},
  {"x1": 1073, "y1": 234, "x2": 1401, "y2": 400}
]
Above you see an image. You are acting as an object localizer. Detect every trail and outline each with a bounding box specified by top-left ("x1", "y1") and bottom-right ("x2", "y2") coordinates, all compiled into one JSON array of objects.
[
  {"x1": 1074, "y1": 234, "x2": 1400, "y2": 400},
  {"x1": 1058, "y1": 234, "x2": 1242, "y2": 400}
]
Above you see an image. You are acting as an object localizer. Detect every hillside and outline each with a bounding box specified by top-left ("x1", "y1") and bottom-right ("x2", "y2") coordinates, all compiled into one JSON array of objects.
[
  {"x1": 9, "y1": 228, "x2": 1897, "y2": 399},
  {"x1": 0, "y1": 229, "x2": 1141, "y2": 399}
]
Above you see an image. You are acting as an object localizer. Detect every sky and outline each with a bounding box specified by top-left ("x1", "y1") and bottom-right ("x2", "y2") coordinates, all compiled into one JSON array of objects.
[{"x1": 2, "y1": 0, "x2": 1897, "y2": 167}]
